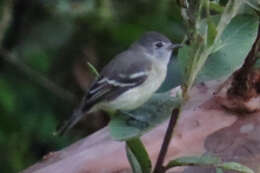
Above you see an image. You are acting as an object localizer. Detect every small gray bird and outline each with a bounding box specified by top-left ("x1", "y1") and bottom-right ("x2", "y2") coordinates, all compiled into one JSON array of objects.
[{"x1": 57, "y1": 31, "x2": 181, "y2": 135}]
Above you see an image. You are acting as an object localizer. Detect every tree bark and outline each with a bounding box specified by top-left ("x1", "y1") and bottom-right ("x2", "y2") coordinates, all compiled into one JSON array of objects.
[{"x1": 22, "y1": 79, "x2": 260, "y2": 173}]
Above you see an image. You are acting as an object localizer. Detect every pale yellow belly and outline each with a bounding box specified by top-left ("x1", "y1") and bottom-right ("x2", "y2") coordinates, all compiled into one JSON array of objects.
[{"x1": 100, "y1": 65, "x2": 167, "y2": 111}]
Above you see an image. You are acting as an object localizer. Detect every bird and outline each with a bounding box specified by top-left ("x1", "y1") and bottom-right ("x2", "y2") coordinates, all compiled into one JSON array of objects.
[{"x1": 57, "y1": 31, "x2": 181, "y2": 135}]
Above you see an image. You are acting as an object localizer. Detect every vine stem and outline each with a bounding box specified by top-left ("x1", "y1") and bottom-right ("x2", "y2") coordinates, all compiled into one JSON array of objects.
[{"x1": 153, "y1": 108, "x2": 180, "y2": 173}]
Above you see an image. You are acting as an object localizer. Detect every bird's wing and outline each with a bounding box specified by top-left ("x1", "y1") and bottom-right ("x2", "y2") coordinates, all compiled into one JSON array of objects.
[
  {"x1": 82, "y1": 69, "x2": 149, "y2": 112},
  {"x1": 81, "y1": 50, "x2": 153, "y2": 112}
]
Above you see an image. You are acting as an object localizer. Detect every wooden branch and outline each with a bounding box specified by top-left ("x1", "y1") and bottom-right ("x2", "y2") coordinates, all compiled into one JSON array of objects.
[{"x1": 22, "y1": 80, "x2": 260, "y2": 173}]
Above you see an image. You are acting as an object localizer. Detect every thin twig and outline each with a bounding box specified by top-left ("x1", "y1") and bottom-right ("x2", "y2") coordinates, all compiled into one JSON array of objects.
[
  {"x1": 153, "y1": 108, "x2": 180, "y2": 173},
  {"x1": 0, "y1": 48, "x2": 77, "y2": 103}
]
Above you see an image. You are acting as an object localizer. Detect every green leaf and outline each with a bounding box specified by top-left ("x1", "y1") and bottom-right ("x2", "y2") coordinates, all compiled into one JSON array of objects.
[
  {"x1": 87, "y1": 62, "x2": 100, "y2": 77},
  {"x1": 109, "y1": 92, "x2": 181, "y2": 141},
  {"x1": 177, "y1": 45, "x2": 194, "y2": 82},
  {"x1": 166, "y1": 155, "x2": 254, "y2": 173},
  {"x1": 166, "y1": 155, "x2": 221, "y2": 168},
  {"x1": 218, "y1": 162, "x2": 254, "y2": 173},
  {"x1": 178, "y1": 14, "x2": 259, "y2": 83},
  {"x1": 216, "y1": 168, "x2": 224, "y2": 173},
  {"x1": 209, "y1": 2, "x2": 225, "y2": 13},
  {"x1": 126, "y1": 146, "x2": 143, "y2": 173},
  {"x1": 198, "y1": 14, "x2": 259, "y2": 82},
  {"x1": 126, "y1": 138, "x2": 152, "y2": 173}
]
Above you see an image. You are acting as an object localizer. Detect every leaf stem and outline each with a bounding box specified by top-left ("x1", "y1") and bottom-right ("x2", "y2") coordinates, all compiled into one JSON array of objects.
[{"x1": 153, "y1": 108, "x2": 180, "y2": 173}]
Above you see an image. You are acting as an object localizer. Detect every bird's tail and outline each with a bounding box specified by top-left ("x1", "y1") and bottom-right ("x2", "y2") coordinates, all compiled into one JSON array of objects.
[
  {"x1": 54, "y1": 96, "x2": 98, "y2": 136},
  {"x1": 54, "y1": 108, "x2": 86, "y2": 136}
]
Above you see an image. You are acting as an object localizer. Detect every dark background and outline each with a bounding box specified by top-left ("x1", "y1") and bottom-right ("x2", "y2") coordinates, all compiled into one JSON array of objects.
[{"x1": 0, "y1": 0, "x2": 187, "y2": 172}]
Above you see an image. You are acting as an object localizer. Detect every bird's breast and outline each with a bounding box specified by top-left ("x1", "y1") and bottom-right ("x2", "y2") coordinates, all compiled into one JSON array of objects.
[{"x1": 103, "y1": 63, "x2": 167, "y2": 111}]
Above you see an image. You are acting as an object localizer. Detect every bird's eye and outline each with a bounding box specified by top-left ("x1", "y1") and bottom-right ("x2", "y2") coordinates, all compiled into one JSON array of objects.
[{"x1": 155, "y1": 41, "x2": 164, "y2": 48}]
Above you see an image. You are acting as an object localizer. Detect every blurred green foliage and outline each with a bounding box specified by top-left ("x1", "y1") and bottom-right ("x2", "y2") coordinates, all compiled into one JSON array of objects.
[{"x1": 0, "y1": 0, "x2": 186, "y2": 172}]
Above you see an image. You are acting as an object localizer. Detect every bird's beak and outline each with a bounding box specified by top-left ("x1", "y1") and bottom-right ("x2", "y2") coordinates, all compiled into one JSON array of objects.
[{"x1": 168, "y1": 43, "x2": 183, "y2": 50}]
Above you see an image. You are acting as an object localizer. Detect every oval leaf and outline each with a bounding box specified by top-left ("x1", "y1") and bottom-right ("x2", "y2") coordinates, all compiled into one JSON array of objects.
[
  {"x1": 198, "y1": 14, "x2": 259, "y2": 82},
  {"x1": 178, "y1": 14, "x2": 259, "y2": 83}
]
